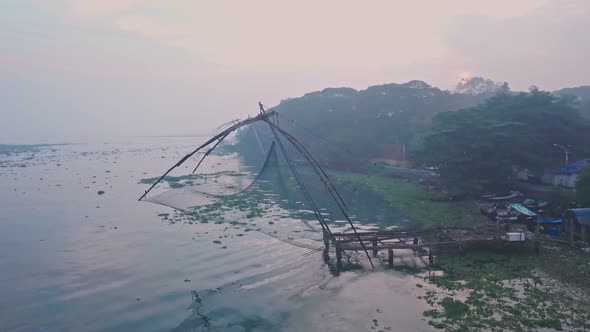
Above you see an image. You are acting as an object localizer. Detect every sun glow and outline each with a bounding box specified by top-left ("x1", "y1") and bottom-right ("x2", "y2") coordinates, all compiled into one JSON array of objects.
[{"x1": 457, "y1": 72, "x2": 472, "y2": 85}]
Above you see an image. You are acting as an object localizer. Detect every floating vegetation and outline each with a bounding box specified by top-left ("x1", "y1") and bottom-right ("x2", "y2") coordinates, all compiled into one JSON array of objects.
[
  {"x1": 421, "y1": 248, "x2": 590, "y2": 331},
  {"x1": 139, "y1": 171, "x2": 244, "y2": 185},
  {"x1": 0, "y1": 144, "x2": 62, "y2": 156}
]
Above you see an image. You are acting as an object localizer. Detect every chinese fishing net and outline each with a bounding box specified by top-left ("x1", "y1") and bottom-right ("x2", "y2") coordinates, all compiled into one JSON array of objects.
[{"x1": 140, "y1": 113, "x2": 412, "y2": 258}]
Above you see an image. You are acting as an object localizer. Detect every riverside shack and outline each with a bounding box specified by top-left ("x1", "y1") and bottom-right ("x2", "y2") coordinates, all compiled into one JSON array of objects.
[{"x1": 565, "y1": 208, "x2": 590, "y2": 245}]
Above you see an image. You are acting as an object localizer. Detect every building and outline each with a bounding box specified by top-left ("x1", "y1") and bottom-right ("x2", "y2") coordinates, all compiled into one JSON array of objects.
[
  {"x1": 564, "y1": 208, "x2": 590, "y2": 244},
  {"x1": 542, "y1": 158, "x2": 590, "y2": 188}
]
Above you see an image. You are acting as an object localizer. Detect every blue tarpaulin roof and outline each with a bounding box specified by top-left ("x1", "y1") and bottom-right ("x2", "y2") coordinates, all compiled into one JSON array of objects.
[
  {"x1": 552, "y1": 159, "x2": 590, "y2": 175},
  {"x1": 536, "y1": 219, "x2": 562, "y2": 225},
  {"x1": 566, "y1": 209, "x2": 590, "y2": 226}
]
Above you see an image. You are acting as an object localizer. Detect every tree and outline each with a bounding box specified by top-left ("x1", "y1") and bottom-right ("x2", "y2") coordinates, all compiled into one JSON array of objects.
[
  {"x1": 411, "y1": 90, "x2": 590, "y2": 193},
  {"x1": 233, "y1": 80, "x2": 490, "y2": 169},
  {"x1": 576, "y1": 165, "x2": 590, "y2": 207}
]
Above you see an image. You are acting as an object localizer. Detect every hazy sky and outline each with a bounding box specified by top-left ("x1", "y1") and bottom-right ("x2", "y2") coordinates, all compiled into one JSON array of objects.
[{"x1": 1, "y1": 0, "x2": 589, "y2": 141}]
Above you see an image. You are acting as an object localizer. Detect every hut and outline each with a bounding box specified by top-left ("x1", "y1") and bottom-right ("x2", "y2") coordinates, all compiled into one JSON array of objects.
[{"x1": 565, "y1": 208, "x2": 590, "y2": 245}]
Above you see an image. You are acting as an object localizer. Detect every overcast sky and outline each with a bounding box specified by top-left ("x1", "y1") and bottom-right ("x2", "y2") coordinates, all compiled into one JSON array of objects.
[{"x1": 1, "y1": 0, "x2": 589, "y2": 142}]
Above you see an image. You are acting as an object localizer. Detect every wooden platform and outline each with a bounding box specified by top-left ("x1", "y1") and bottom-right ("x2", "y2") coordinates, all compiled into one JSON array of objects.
[{"x1": 328, "y1": 224, "x2": 533, "y2": 267}]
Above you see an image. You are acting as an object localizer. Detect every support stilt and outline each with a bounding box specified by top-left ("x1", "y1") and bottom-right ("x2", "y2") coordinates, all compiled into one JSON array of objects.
[
  {"x1": 372, "y1": 238, "x2": 378, "y2": 257},
  {"x1": 323, "y1": 230, "x2": 330, "y2": 247},
  {"x1": 336, "y1": 244, "x2": 343, "y2": 265},
  {"x1": 388, "y1": 249, "x2": 394, "y2": 266}
]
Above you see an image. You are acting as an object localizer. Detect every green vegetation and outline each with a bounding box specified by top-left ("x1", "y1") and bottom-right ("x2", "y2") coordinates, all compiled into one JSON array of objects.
[
  {"x1": 151, "y1": 190, "x2": 273, "y2": 226},
  {"x1": 0, "y1": 143, "x2": 61, "y2": 155},
  {"x1": 139, "y1": 171, "x2": 242, "y2": 186},
  {"x1": 233, "y1": 80, "x2": 493, "y2": 168},
  {"x1": 554, "y1": 85, "x2": 590, "y2": 118},
  {"x1": 411, "y1": 89, "x2": 590, "y2": 193},
  {"x1": 576, "y1": 165, "x2": 590, "y2": 206},
  {"x1": 422, "y1": 247, "x2": 590, "y2": 331},
  {"x1": 331, "y1": 171, "x2": 486, "y2": 227},
  {"x1": 232, "y1": 82, "x2": 590, "y2": 200}
]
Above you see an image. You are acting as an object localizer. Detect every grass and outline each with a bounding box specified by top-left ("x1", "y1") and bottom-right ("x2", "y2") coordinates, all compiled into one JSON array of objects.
[{"x1": 330, "y1": 171, "x2": 487, "y2": 227}]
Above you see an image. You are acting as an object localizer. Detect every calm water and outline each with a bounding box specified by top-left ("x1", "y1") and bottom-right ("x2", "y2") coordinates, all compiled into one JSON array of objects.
[{"x1": 0, "y1": 137, "x2": 434, "y2": 331}]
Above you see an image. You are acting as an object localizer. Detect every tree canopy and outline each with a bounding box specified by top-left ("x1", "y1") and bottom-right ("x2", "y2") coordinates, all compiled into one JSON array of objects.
[
  {"x1": 234, "y1": 80, "x2": 491, "y2": 168},
  {"x1": 577, "y1": 165, "x2": 590, "y2": 207},
  {"x1": 411, "y1": 89, "x2": 590, "y2": 193}
]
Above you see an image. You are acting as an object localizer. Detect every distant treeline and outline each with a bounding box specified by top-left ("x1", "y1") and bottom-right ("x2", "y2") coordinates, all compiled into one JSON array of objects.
[{"x1": 233, "y1": 79, "x2": 590, "y2": 194}]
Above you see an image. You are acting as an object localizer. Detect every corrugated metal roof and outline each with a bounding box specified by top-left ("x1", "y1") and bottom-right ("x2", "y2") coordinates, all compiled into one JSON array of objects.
[{"x1": 566, "y1": 208, "x2": 590, "y2": 225}]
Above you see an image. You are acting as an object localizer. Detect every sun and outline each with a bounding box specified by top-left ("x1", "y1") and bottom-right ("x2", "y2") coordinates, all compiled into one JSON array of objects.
[{"x1": 457, "y1": 72, "x2": 472, "y2": 84}]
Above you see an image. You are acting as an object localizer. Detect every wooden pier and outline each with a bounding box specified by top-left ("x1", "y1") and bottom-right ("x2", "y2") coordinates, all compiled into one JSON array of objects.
[{"x1": 327, "y1": 224, "x2": 534, "y2": 267}]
